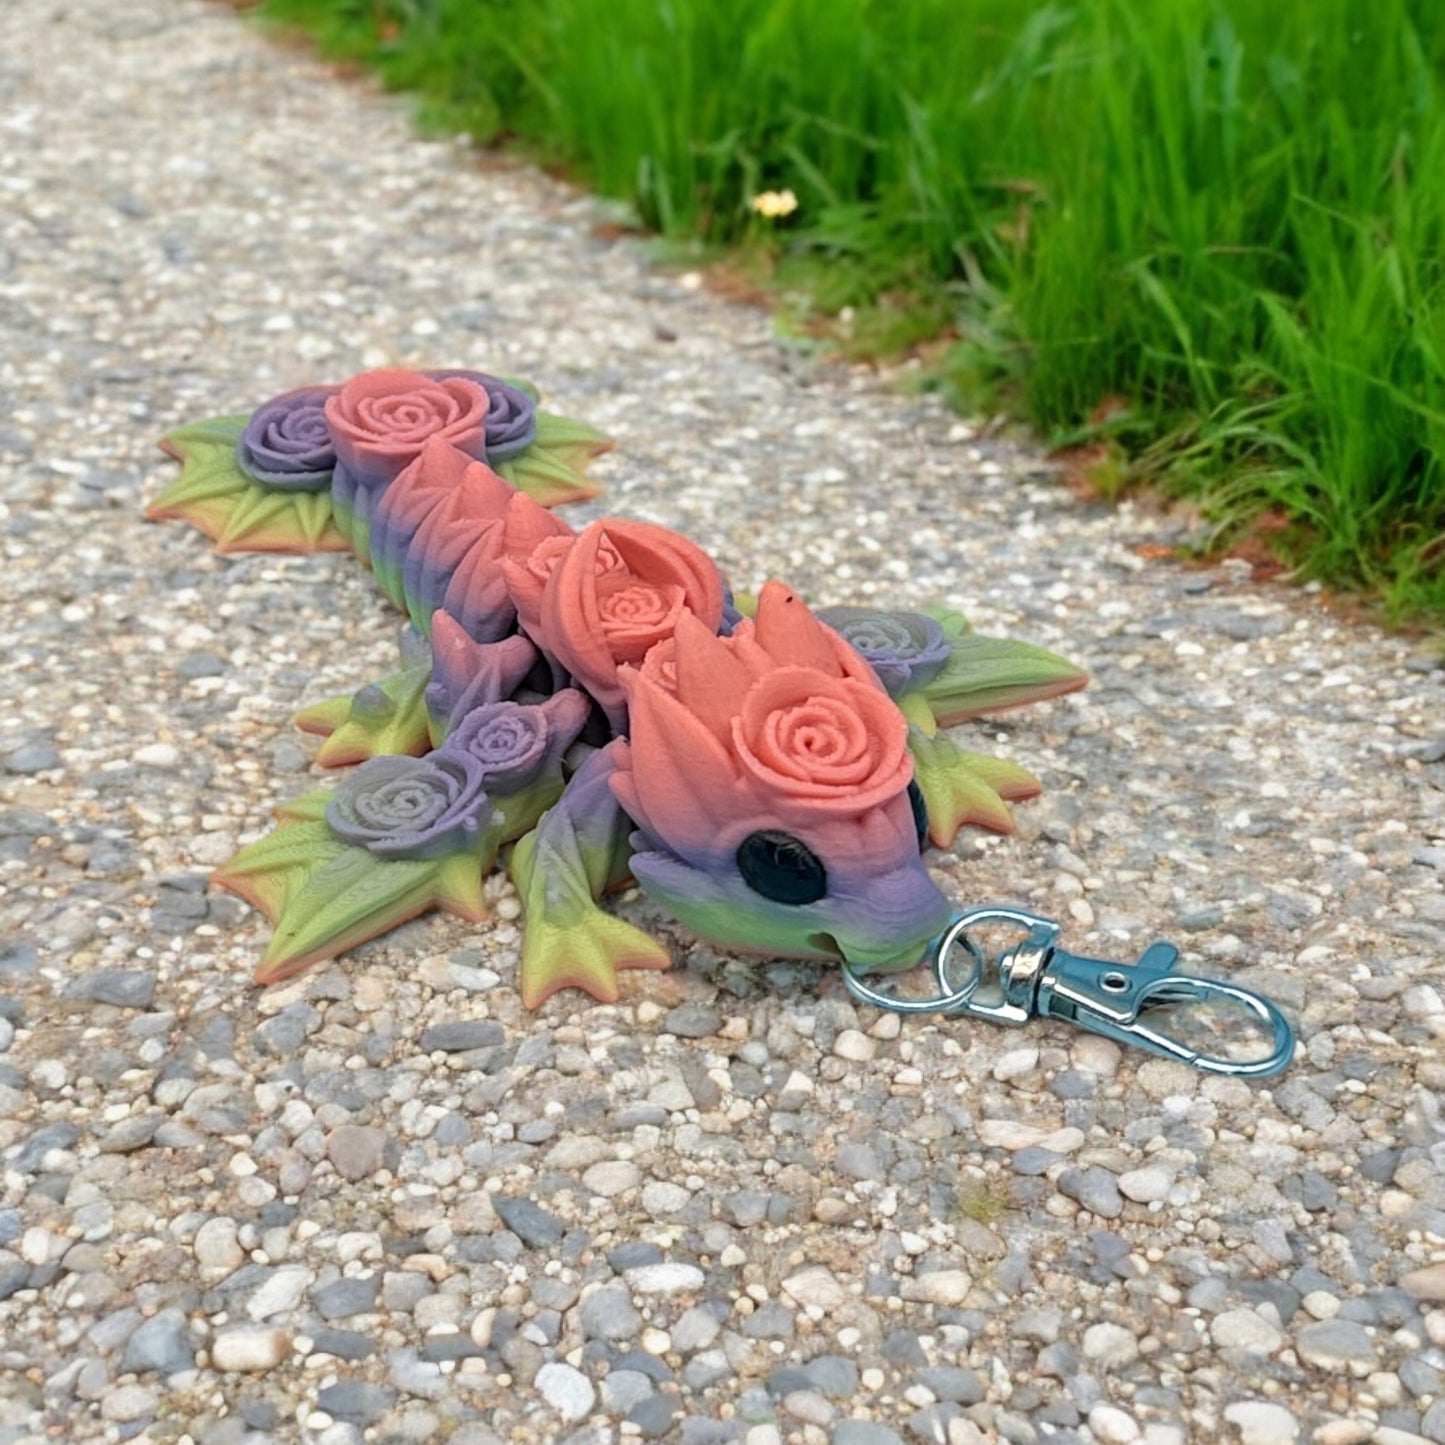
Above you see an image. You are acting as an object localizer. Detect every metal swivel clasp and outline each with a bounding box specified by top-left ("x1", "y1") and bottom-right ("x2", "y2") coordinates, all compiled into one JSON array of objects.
[{"x1": 842, "y1": 905, "x2": 1295, "y2": 1078}]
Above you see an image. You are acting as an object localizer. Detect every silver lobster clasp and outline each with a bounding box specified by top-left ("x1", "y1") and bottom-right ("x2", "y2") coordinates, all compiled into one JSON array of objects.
[{"x1": 842, "y1": 905, "x2": 1295, "y2": 1078}]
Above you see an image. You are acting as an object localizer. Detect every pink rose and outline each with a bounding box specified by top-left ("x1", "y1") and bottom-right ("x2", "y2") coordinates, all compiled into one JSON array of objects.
[
  {"x1": 518, "y1": 518, "x2": 724, "y2": 727},
  {"x1": 325, "y1": 370, "x2": 489, "y2": 563}
]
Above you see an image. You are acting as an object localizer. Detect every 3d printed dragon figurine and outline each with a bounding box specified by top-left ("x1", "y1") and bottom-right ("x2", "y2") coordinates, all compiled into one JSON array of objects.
[{"x1": 149, "y1": 366, "x2": 1086, "y2": 1007}]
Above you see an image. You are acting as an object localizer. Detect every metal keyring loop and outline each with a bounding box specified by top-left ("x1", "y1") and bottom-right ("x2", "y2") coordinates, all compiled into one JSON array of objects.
[{"x1": 841, "y1": 926, "x2": 984, "y2": 1015}]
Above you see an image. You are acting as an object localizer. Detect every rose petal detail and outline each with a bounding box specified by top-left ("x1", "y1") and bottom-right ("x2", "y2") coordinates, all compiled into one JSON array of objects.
[
  {"x1": 325, "y1": 752, "x2": 491, "y2": 861},
  {"x1": 237, "y1": 386, "x2": 339, "y2": 491}
]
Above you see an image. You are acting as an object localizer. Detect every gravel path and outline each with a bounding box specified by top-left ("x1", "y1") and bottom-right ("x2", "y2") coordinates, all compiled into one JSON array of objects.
[{"x1": 3, "y1": 2, "x2": 1444, "y2": 1442}]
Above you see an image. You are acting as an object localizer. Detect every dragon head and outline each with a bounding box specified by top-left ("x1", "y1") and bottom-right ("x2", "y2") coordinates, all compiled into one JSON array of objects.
[{"x1": 609, "y1": 582, "x2": 952, "y2": 971}]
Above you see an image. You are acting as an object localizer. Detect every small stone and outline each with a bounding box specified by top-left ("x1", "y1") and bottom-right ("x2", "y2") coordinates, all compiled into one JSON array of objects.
[
  {"x1": 313, "y1": 1275, "x2": 380, "y2": 1321},
  {"x1": 133, "y1": 742, "x2": 181, "y2": 769},
  {"x1": 579, "y1": 1282, "x2": 642, "y2": 1341},
  {"x1": 98, "y1": 1115, "x2": 161, "y2": 1153},
  {"x1": 194, "y1": 1216, "x2": 244, "y2": 1278},
  {"x1": 535, "y1": 1361, "x2": 595, "y2": 1422},
  {"x1": 625, "y1": 1262, "x2": 706, "y2": 1295},
  {"x1": 917, "y1": 1367, "x2": 983, "y2": 1404},
  {"x1": 100, "y1": 1384, "x2": 158, "y2": 1423},
  {"x1": 641, "y1": 1181, "x2": 691, "y2": 1215},
  {"x1": 1223, "y1": 1401, "x2": 1299, "y2": 1444},
  {"x1": 68, "y1": 969, "x2": 155, "y2": 1008},
  {"x1": 1088, "y1": 1403, "x2": 1141, "y2": 1443},
  {"x1": 1117, "y1": 1166, "x2": 1171, "y2": 1204},
  {"x1": 992, "y1": 1046, "x2": 1039, "y2": 1081},
  {"x1": 833, "y1": 1423, "x2": 904, "y2": 1445},
  {"x1": 493, "y1": 1196, "x2": 564, "y2": 1248},
  {"x1": 1296, "y1": 1319, "x2": 1377, "y2": 1374},
  {"x1": 327, "y1": 1126, "x2": 388, "y2": 1182},
  {"x1": 833, "y1": 1029, "x2": 876, "y2": 1062},
  {"x1": 120, "y1": 1309, "x2": 194, "y2": 1376},
  {"x1": 1082, "y1": 1322, "x2": 1139, "y2": 1368},
  {"x1": 671, "y1": 1305, "x2": 722, "y2": 1354},
  {"x1": 601, "y1": 1369, "x2": 654, "y2": 1413},
  {"x1": 419, "y1": 1020, "x2": 505, "y2": 1052},
  {"x1": 4, "y1": 743, "x2": 60, "y2": 774},
  {"x1": 1210, "y1": 1309, "x2": 1283, "y2": 1355},
  {"x1": 628, "y1": 1393, "x2": 682, "y2": 1436},
  {"x1": 1400, "y1": 1263, "x2": 1445, "y2": 1302},
  {"x1": 901, "y1": 1270, "x2": 972, "y2": 1307},
  {"x1": 782, "y1": 1266, "x2": 850, "y2": 1312},
  {"x1": 1058, "y1": 1167, "x2": 1124, "y2": 1219},
  {"x1": 317, "y1": 1381, "x2": 397, "y2": 1425},
  {"x1": 211, "y1": 1327, "x2": 292, "y2": 1373},
  {"x1": 247, "y1": 1266, "x2": 312, "y2": 1320},
  {"x1": 664, "y1": 1004, "x2": 721, "y2": 1038},
  {"x1": 583, "y1": 1160, "x2": 642, "y2": 1197}
]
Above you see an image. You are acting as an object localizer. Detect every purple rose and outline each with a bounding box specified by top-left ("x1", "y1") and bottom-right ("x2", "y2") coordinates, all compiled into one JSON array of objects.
[
  {"x1": 237, "y1": 386, "x2": 339, "y2": 491},
  {"x1": 325, "y1": 753, "x2": 491, "y2": 860},
  {"x1": 427, "y1": 370, "x2": 538, "y2": 460},
  {"x1": 441, "y1": 690, "x2": 590, "y2": 793},
  {"x1": 816, "y1": 607, "x2": 951, "y2": 698}
]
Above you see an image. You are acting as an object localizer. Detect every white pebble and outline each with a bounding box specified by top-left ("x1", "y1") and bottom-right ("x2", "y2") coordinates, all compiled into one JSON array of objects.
[
  {"x1": 582, "y1": 1160, "x2": 641, "y2": 1197},
  {"x1": 132, "y1": 742, "x2": 181, "y2": 768},
  {"x1": 535, "y1": 1361, "x2": 595, "y2": 1422},
  {"x1": 1117, "y1": 1167, "x2": 1171, "y2": 1204},
  {"x1": 832, "y1": 1029, "x2": 876, "y2": 1062},
  {"x1": 1088, "y1": 1403, "x2": 1141, "y2": 1443},
  {"x1": 194, "y1": 1217, "x2": 244, "y2": 1278},
  {"x1": 210, "y1": 1327, "x2": 292, "y2": 1373},
  {"x1": 1222, "y1": 1400, "x2": 1299, "y2": 1444}
]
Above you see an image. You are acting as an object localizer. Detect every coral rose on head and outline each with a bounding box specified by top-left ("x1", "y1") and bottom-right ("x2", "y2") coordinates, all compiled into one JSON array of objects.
[
  {"x1": 325, "y1": 370, "x2": 490, "y2": 561},
  {"x1": 732, "y1": 666, "x2": 911, "y2": 810},
  {"x1": 237, "y1": 386, "x2": 338, "y2": 491},
  {"x1": 530, "y1": 518, "x2": 725, "y2": 728},
  {"x1": 608, "y1": 583, "x2": 951, "y2": 969}
]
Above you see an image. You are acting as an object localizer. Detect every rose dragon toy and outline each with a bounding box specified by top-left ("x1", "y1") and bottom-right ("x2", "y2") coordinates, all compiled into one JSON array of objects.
[{"x1": 149, "y1": 367, "x2": 1090, "y2": 1008}]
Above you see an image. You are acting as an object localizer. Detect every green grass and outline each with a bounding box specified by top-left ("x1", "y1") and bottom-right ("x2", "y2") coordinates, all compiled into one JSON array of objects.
[{"x1": 257, "y1": 0, "x2": 1445, "y2": 624}]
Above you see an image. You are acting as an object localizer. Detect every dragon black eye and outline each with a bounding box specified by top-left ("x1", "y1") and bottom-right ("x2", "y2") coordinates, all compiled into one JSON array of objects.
[
  {"x1": 908, "y1": 780, "x2": 929, "y2": 850},
  {"x1": 736, "y1": 830, "x2": 828, "y2": 906}
]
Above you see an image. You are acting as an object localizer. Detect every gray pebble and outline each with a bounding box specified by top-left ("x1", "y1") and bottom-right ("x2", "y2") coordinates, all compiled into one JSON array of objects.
[
  {"x1": 313, "y1": 1275, "x2": 380, "y2": 1321},
  {"x1": 918, "y1": 1367, "x2": 985, "y2": 1404},
  {"x1": 317, "y1": 1381, "x2": 397, "y2": 1424},
  {"x1": 419, "y1": 1020, "x2": 505, "y2": 1052},
  {"x1": 120, "y1": 1309, "x2": 194, "y2": 1376},
  {"x1": 492, "y1": 1196, "x2": 564, "y2": 1248},
  {"x1": 579, "y1": 1282, "x2": 642, "y2": 1341},
  {"x1": 67, "y1": 969, "x2": 156, "y2": 1008},
  {"x1": 663, "y1": 1004, "x2": 720, "y2": 1038},
  {"x1": 833, "y1": 1423, "x2": 904, "y2": 1445},
  {"x1": 628, "y1": 1394, "x2": 681, "y2": 1436},
  {"x1": 308, "y1": 1329, "x2": 376, "y2": 1362},
  {"x1": 3, "y1": 743, "x2": 60, "y2": 774},
  {"x1": 10, "y1": 1122, "x2": 80, "y2": 1173},
  {"x1": 1058, "y1": 1167, "x2": 1124, "y2": 1219},
  {"x1": 1296, "y1": 1318, "x2": 1377, "y2": 1371},
  {"x1": 326, "y1": 1125, "x2": 389, "y2": 1182},
  {"x1": 601, "y1": 1370, "x2": 655, "y2": 1412}
]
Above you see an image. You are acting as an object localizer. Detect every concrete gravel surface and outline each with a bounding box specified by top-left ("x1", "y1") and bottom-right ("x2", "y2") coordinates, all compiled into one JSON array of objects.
[{"x1": 2, "y1": 1, "x2": 1444, "y2": 1442}]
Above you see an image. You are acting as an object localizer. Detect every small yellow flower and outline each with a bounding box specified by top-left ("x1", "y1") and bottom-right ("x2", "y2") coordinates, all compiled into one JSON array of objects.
[{"x1": 749, "y1": 189, "x2": 798, "y2": 220}]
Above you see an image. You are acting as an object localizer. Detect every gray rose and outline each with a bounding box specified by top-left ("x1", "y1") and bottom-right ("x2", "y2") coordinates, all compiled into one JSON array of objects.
[
  {"x1": 325, "y1": 753, "x2": 491, "y2": 860},
  {"x1": 816, "y1": 607, "x2": 951, "y2": 698},
  {"x1": 440, "y1": 690, "x2": 591, "y2": 794}
]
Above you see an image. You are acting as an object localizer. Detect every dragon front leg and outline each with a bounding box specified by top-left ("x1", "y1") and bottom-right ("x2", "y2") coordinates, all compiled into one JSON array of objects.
[{"x1": 509, "y1": 741, "x2": 670, "y2": 1008}]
